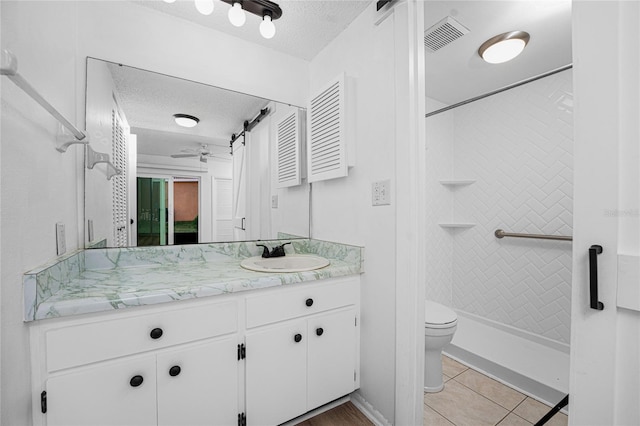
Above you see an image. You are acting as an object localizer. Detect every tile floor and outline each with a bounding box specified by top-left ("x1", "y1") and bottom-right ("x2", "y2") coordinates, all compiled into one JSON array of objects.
[{"x1": 424, "y1": 356, "x2": 569, "y2": 426}]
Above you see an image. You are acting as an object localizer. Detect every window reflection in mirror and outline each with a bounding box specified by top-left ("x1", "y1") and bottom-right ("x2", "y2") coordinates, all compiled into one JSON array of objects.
[{"x1": 85, "y1": 58, "x2": 309, "y2": 248}]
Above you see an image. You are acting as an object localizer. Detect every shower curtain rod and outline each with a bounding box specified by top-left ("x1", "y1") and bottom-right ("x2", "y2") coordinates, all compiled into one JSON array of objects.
[
  {"x1": 1, "y1": 49, "x2": 87, "y2": 141},
  {"x1": 425, "y1": 64, "x2": 573, "y2": 118},
  {"x1": 495, "y1": 229, "x2": 573, "y2": 242}
]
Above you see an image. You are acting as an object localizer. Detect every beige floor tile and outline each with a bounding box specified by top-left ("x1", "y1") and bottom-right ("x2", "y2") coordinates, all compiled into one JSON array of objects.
[
  {"x1": 496, "y1": 413, "x2": 533, "y2": 426},
  {"x1": 455, "y1": 369, "x2": 527, "y2": 410},
  {"x1": 513, "y1": 398, "x2": 568, "y2": 426},
  {"x1": 423, "y1": 403, "x2": 455, "y2": 426},
  {"x1": 442, "y1": 356, "x2": 468, "y2": 378},
  {"x1": 424, "y1": 379, "x2": 509, "y2": 426}
]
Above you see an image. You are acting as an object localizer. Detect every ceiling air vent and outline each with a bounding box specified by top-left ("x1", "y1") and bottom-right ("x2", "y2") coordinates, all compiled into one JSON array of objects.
[{"x1": 424, "y1": 16, "x2": 470, "y2": 52}]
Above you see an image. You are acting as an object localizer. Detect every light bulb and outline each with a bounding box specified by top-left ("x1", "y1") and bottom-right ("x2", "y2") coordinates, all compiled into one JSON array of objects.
[
  {"x1": 228, "y1": 2, "x2": 246, "y2": 27},
  {"x1": 195, "y1": 0, "x2": 214, "y2": 16},
  {"x1": 260, "y1": 15, "x2": 276, "y2": 39}
]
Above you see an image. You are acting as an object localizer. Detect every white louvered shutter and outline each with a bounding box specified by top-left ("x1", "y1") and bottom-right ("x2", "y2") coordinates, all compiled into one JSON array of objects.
[
  {"x1": 276, "y1": 109, "x2": 302, "y2": 188},
  {"x1": 112, "y1": 109, "x2": 128, "y2": 247},
  {"x1": 307, "y1": 74, "x2": 347, "y2": 182}
]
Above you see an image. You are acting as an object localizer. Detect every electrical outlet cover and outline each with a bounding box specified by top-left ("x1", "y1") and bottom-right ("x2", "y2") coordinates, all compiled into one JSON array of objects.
[{"x1": 56, "y1": 222, "x2": 66, "y2": 255}]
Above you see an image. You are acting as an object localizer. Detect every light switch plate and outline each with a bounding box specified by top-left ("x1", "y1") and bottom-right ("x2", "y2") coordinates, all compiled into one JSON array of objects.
[
  {"x1": 56, "y1": 222, "x2": 66, "y2": 256},
  {"x1": 272, "y1": 195, "x2": 279, "y2": 209},
  {"x1": 372, "y1": 180, "x2": 391, "y2": 206}
]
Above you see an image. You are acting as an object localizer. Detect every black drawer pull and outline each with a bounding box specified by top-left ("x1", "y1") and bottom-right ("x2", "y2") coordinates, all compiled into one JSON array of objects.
[
  {"x1": 316, "y1": 327, "x2": 324, "y2": 336},
  {"x1": 294, "y1": 333, "x2": 302, "y2": 343},
  {"x1": 130, "y1": 375, "x2": 144, "y2": 387},
  {"x1": 150, "y1": 328, "x2": 163, "y2": 339},
  {"x1": 169, "y1": 365, "x2": 181, "y2": 377},
  {"x1": 305, "y1": 298, "x2": 314, "y2": 307}
]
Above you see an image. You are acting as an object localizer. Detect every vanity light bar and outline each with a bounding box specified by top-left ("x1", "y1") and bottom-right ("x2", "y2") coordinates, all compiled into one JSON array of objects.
[
  {"x1": 168, "y1": 0, "x2": 283, "y2": 39},
  {"x1": 218, "y1": 0, "x2": 282, "y2": 20}
]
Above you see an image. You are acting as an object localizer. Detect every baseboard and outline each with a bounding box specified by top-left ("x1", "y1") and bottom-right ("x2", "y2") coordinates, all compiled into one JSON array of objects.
[
  {"x1": 285, "y1": 396, "x2": 350, "y2": 426},
  {"x1": 349, "y1": 391, "x2": 393, "y2": 426}
]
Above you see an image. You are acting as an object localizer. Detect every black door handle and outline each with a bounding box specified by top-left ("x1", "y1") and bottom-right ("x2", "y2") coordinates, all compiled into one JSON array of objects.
[{"x1": 589, "y1": 245, "x2": 604, "y2": 310}]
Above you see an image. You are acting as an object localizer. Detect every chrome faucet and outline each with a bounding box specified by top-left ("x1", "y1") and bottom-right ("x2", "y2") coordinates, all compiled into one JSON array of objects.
[{"x1": 256, "y1": 242, "x2": 291, "y2": 258}]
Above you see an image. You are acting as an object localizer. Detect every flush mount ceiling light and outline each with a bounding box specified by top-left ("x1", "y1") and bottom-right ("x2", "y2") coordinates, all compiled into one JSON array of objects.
[
  {"x1": 164, "y1": 0, "x2": 282, "y2": 39},
  {"x1": 173, "y1": 114, "x2": 200, "y2": 128},
  {"x1": 478, "y1": 31, "x2": 530, "y2": 64}
]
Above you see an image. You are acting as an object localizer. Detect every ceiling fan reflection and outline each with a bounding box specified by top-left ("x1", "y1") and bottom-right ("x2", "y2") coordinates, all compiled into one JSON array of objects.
[{"x1": 170, "y1": 144, "x2": 228, "y2": 163}]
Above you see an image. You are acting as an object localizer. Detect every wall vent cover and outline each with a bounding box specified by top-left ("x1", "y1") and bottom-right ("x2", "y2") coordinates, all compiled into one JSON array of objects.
[
  {"x1": 307, "y1": 73, "x2": 347, "y2": 183},
  {"x1": 424, "y1": 16, "x2": 470, "y2": 52},
  {"x1": 276, "y1": 109, "x2": 303, "y2": 188}
]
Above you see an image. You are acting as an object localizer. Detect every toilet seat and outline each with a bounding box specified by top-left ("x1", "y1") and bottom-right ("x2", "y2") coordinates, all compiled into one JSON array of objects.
[{"x1": 425, "y1": 301, "x2": 457, "y2": 329}]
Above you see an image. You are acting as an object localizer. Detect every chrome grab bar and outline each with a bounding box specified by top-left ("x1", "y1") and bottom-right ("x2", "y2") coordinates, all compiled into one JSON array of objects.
[{"x1": 494, "y1": 229, "x2": 572, "y2": 242}]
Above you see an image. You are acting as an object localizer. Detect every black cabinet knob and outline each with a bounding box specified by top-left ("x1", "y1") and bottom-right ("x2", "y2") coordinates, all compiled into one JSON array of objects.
[
  {"x1": 316, "y1": 327, "x2": 324, "y2": 336},
  {"x1": 169, "y1": 365, "x2": 181, "y2": 377},
  {"x1": 130, "y1": 375, "x2": 144, "y2": 387},
  {"x1": 305, "y1": 298, "x2": 314, "y2": 307},
  {"x1": 294, "y1": 333, "x2": 302, "y2": 343},
  {"x1": 150, "y1": 328, "x2": 163, "y2": 339}
]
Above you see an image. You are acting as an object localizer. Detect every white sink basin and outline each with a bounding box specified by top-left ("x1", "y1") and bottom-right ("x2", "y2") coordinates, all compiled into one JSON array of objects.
[{"x1": 240, "y1": 254, "x2": 330, "y2": 273}]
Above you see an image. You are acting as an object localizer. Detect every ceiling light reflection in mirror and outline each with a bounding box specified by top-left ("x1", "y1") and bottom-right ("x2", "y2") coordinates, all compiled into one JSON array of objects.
[{"x1": 84, "y1": 58, "x2": 309, "y2": 249}]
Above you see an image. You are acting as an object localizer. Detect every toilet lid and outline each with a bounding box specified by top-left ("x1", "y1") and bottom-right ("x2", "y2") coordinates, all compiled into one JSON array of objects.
[{"x1": 425, "y1": 301, "x2": 457, "y2": 325}]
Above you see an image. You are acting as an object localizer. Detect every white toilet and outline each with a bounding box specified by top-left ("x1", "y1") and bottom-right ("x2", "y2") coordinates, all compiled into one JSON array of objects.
[{"x1": 424, "y1": 300, "x2": 458, "y2": 393}]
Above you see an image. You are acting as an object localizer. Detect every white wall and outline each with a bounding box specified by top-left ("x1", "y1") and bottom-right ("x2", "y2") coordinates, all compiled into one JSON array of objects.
[
  {"x1": 0, "y1": 2, "x2": 309, "y2": 424},
  {"x1": 309, "y1": 4, "x2": 402, "y2": 422},
  {"x1": 425, "y1": 98, "x2": 454, "y2": 306},
  {"x1": 1, "y1": 2, "x2": 81, "y2": 424},
  {"x1": 425, "y1": 70, "x2": 574, "y2": 345}
]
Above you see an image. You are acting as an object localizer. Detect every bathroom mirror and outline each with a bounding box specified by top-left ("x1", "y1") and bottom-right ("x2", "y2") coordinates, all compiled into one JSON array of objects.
[
  {"x1": 85, "y1": 58, "x2": 309, "y2": 248},
  {"x1": 424, "y1": 0, "x2": 572, "y2": 114}
]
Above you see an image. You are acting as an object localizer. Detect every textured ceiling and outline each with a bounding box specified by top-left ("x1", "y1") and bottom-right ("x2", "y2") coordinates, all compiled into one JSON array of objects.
[
  {"x1": 135, "y1": 0, "x2": 372, "y2": 61},
  {"x1": 106, "y1": 61, "x2": 269, "y2": 156},
  {"x1": 425, "y1": 0, "x2": 572, "y2": 109}
]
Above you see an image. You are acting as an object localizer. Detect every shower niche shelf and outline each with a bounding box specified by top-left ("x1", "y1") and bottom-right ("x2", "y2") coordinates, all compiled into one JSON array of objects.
[
  {"x1": 438, "y1": 223, "x2": 476, "y2": 229},
  {"x1": 439, "y1": 179, "x2": 476, "y2": 186}
]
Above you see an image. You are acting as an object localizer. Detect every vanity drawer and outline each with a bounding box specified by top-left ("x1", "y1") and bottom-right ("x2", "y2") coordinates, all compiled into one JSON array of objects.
[
  {"x1": 45, "y1": 301, "x2": 237, "y2": 372},
  {"x1": 246, "y1": 278, "x2": 358, "y2": 328}
]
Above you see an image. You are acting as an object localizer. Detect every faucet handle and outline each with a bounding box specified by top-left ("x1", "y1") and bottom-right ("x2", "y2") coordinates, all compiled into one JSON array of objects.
[{"x1": 255, "y1": 244, "x2": 270, "y2": 258}]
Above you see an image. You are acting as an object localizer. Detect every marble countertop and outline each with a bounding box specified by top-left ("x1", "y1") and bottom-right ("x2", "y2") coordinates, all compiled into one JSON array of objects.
[{"x1": 24, "y1": 239, "x2": 363, "y2": 321}]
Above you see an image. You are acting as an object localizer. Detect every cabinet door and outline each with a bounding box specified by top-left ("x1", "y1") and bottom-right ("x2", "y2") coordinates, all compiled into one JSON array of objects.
[
  {"x1": 307, "y1": 307, "x2": 357, "y2": 410},
  {"x1": 46, "y1": 354, "x2": 156, "y2": 426},
  {"x1": 245, "y1": 319, "x2": 307, "y2": 426},
  {"x1": 157, "y1": 337, "x2": 238, "y2": 426}
]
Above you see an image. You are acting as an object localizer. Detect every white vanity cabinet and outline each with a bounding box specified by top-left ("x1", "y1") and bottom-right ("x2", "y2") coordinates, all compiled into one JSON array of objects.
[
  {"x1": 244, "y1": 278, "x2": 360, "y2": 426},
  {"x1": 31, "y1": 276, "x2": 360, "y2": 426},
  {"x1": 32, "y1": 301, "x2": 240, "y2": 426}
]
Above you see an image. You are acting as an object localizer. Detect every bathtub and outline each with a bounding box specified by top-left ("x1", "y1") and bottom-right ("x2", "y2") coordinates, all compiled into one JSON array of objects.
[{"x1": 444, "y1": 310, "x2": 570, "y2": 409}]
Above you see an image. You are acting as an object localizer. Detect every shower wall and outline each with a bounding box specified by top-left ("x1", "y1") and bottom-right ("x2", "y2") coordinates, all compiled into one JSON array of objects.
[{"x1": 426, "y1": 69, "x2": 573, "y2": 344}]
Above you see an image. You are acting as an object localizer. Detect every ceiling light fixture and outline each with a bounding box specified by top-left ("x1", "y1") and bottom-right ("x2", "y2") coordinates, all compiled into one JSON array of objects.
[
  {"x1": 228, "y1": 1, "x2": 246, "y2": 27},
  {"x1": 478, "y1": 31, "x2": 530, "y2": 64},
  {"x1": 165, "y1": 0, "x2": 282, "y2": 39},
  {"x1": 173, "y1": 114, "x2": 200, "y2": 128}
]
